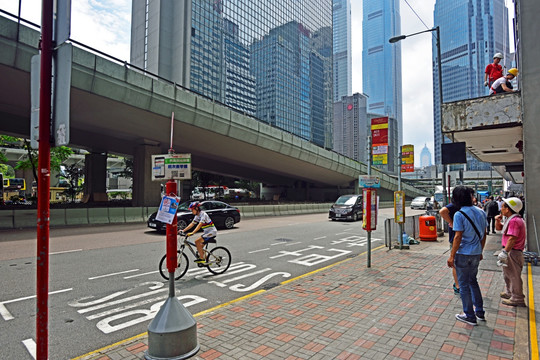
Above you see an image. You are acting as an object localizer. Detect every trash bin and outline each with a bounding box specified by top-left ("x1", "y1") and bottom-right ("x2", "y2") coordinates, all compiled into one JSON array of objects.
[{"x1": 419, "y1": 215, "x2": 437, "y2": 241}]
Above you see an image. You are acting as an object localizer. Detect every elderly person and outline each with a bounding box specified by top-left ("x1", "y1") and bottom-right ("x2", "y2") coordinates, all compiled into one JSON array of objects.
[
  {"x1": 495, "y1": 197, "x2": 527, "y2": 307},
  {"x1": 447, "y1": 186, "x2": 487, "y2": 326}
]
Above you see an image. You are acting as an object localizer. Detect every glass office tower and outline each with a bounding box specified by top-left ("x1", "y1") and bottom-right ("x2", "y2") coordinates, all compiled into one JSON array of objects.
[
  {"x1": 362, "y1": 0, "x2": 403, "y2": 146},
  {"x1": 433, "y1": 0, "x2": 510, "y2": 168},
  {"x1": 333, "y1": 0, "x2": 352, "y2": 102},
  {"x1": 130, "y1": 0, "x2": 332, "y2": 147}
]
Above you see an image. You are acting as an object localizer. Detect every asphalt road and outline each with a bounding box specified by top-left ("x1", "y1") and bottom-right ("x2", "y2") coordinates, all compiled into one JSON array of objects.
[{"x1": 0, "y1": 207, "x2": 426, "y2": 359}]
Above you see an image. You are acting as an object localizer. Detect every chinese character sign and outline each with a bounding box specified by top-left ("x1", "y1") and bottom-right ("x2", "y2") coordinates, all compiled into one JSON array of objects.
[
  {"x1": 371, "y1": 117, "x2": 388, "y2": 165},
  {"x1": 401, "y1": 144, "x2": 414, "y2": 173}
]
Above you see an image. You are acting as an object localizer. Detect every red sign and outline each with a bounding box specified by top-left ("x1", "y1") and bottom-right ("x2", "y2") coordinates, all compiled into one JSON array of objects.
[
  {"x1": 362, "y1": 188, "x2": 378, "y2": 231},
  {"x1": 371, "y1": 117, "x2": 389, "y2": 147}
]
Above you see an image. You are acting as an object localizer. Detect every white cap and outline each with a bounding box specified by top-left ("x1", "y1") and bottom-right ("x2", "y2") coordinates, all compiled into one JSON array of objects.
[{"x1": 502, "y1": 197, "x2": 523, "y2": 213}]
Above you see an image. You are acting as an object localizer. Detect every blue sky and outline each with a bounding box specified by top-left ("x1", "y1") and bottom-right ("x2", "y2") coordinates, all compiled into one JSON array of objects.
[{"x1": 0, "y1": 0, "x2": 515, "y2": 166}]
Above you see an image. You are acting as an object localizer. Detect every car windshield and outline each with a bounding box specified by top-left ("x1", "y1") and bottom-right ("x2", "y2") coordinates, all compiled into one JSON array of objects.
[
  {"x1": 412, "y1": 197, "x2": 427, "y2": 203},
  {"x1": 335, "y1": 195, "x2": 357, "y2": 206},
  {"x1": 178, "y1": 201, "x2": 192, "y2": 211}
]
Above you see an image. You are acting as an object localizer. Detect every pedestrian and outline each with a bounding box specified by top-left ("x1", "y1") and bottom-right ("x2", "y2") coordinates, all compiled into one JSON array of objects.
[
  {"x1": 497, "y1": 196, "x2": 504, "y2": 211},
  {"x1": 484, "y1": 53, "x2": 504, "y2": 88},
  {"x1": 495, "y1": 197, "x2": 527, "y2": 307},
  {"x1": 485, "y1": 196, "x2": 500, "y2": 234},
  {"x1": 439, "y1": 197, "x2": 461, "y2": 294},
  {"x1": 489, "y1": 68, "x2": 518, "y2": 95},
  {"x1": 447, "y1": 186, "x2": 487, "y2": 326}
]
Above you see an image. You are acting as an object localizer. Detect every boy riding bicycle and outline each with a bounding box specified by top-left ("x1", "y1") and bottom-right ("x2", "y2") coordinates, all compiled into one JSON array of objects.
[{"x1": 180, "y1": 201, "x2": 217, "y2": 264}]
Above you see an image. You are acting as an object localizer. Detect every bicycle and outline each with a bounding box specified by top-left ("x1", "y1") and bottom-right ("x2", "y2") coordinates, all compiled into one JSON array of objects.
[{"x1": 158, "y1": 232, "x2": 232, "y2": 280}]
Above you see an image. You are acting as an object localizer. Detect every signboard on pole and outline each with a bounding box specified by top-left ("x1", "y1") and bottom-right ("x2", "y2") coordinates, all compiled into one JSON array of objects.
[
  {"x1": 394, "y1": 191, "x2": 405, "y2": 224},
  {"x1": 371, "y1": 117, "x2": 388, "y2": 165},
  {"x1": 359, "y1": 175, "x2": 381, "y2": 188},
  {"x1": 362, "y1": 188, "x2": 377, "y2": 231},
  {"x1": 401, "y1": 144, "x2": 414, "y2": 173},
  {"x1": 152, "y1": 154, "x2": 192, "y2": 181}
]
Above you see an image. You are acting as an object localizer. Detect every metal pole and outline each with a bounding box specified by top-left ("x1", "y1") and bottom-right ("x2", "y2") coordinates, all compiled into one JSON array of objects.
[
  {"x1": 36, "y1": 1, "x2": 53, "y2": 358},
  {"x1": 367, "y1": 135, "x2": 371, "y2": 268},
  {"x1": 166, "y1": 180, "x2": 177, "y2": 296},
  {"x1": 398, "y1": 150, "x2": 403, "y2": 248},
  {"x1": 436, "y1": 26, "x2": 448, "y2": 206}
]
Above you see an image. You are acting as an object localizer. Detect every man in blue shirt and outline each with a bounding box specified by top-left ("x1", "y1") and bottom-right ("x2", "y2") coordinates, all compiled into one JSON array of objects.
[{"x1": 447, "y1": 186, "x2": 487, "y2": 326}]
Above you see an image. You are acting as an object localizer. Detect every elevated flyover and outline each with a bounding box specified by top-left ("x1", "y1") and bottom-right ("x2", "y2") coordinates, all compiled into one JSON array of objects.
[{"x1": 0, "y1": 15, "x2": 427, "y2": 204}]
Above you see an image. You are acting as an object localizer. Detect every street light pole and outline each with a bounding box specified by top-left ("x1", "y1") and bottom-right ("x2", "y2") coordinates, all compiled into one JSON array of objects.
[{"x1": 389, "y1": 26, "x2": 447, "y2": 205}]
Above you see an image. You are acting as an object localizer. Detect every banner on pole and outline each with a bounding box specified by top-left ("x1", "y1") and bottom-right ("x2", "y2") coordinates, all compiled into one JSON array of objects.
[
  {"x1": 401, "y1": 144, "x2": 414, "y2": 173},
  {"x1": 371, "y1": 117, "x2": 388, "y2": 165}
]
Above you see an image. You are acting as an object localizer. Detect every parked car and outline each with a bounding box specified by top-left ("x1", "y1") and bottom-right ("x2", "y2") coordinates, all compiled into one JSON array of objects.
[
  {"x1": 410, "y1": 196, "x2": 431, "y2": 210},
  {"x1": 147, "y1": 200, "x2": 241, "y2": 232},
  {"x1": 329, "y1": 194, "x2": 363, "y2": 222}
]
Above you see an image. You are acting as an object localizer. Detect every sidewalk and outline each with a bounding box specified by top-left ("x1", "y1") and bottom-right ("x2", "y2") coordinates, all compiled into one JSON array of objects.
[{"x1": 76, "y1": 234, "x2": 538, "y2": 360}]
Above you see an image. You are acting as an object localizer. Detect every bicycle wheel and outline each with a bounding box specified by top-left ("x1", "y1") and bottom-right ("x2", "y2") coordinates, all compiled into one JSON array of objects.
[
  {"x1": 159, "y1": 251, "x2": 189, "y2": 280},
  {"x1": 206, "y1": 246, "x2": 232, "y2": 275}
]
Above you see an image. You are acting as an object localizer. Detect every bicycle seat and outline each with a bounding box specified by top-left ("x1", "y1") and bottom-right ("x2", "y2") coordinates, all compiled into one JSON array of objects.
[{"x1": 203, "y1": 237, "x2": 217, "y2": 244}]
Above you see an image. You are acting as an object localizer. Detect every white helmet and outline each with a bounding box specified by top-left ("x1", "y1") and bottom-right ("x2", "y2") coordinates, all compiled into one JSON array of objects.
[
  {"x1": 493, "y1": 53, "x2": 503, "y2": 59},
  {"x1": 502, "y1": 197, "x2": 523, "y2": 213}
]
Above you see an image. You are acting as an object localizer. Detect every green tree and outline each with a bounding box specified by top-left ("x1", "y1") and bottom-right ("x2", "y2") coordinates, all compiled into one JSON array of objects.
[{"x1": 58, "y1": 164, "x2": 84, "y2": 202}]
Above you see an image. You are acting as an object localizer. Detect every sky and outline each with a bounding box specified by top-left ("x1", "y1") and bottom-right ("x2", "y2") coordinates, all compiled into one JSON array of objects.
[{"x1": 0, "y1": 0, "x2": 512, "y2": 166}]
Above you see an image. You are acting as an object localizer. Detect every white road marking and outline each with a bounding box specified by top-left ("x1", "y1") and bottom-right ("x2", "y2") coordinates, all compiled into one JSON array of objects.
[
  {"x1": 22, "y1": 338, "x2": 36, "y2": 359},
  {"x1": 50, "y1": 249, "x2": 82, "y2": 255},
  {"x1": 77, "y1": 289, "x2": 168, "y2": 314},
  {"x1": 313, "y1": 236, "x2": 327, "y2": 241},
  {"x1": 284, "y1": 241, "x2": 302, "y2": 246},
  {"x1": 248, "y1": 248, "x2": 270, "y2": 254},
  {"x1": 0, "y1": 303, "x2": 14, "y2": 321},
  {"x1": 208, "y1": 268, "x2": 272, "y2": 287},
  {"x1": 123, "y1": 270, "x2": 158, "y2": 279},
  {"x1": 89, "y1": 269, "x2": 140, "y2": 280}
]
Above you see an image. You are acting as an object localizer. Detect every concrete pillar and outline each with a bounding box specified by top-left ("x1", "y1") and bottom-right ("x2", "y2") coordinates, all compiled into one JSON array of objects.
[
  {"x1": 83, "y1": 153, "x2": 108, "y2": 203},
  {"x1": 520, "y1": 0, "x2": 540, "y2": 253},
  {"x1": 133, "y1": 144, "x2": 162, "y2": 207}
]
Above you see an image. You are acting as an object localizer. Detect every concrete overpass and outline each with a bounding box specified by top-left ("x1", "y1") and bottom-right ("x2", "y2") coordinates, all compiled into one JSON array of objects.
[{"x1": 0, "y1": 14, "x2": 427, "y2": 205}]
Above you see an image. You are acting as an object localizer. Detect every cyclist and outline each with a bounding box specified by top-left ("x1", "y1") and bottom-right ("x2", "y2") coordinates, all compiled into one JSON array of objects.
[{"x1": 181, "y1": 201, "x2": 217, "y2": 264}]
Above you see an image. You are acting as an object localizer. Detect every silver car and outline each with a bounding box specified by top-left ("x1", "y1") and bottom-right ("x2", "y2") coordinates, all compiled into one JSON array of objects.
[{"x1": 410, "y1": 197, "x2": 431, "y2": 210}]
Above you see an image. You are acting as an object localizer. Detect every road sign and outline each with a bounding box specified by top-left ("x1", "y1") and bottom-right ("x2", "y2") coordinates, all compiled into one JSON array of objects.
[
  {"x1": 30, "y1": 55, "x2": 40, "y2": 149},
  {"x1": 152, "y1": 154, "x2": 192, "y2": 181},
  {"x1": 53, "y1": 43, "x2": 72, "y2": 146}
]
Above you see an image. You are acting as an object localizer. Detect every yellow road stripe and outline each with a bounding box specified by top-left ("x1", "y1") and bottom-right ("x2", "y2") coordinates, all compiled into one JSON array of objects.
[
  {"x1": 72, "y1": 244, "x2": 386, "y2": 359},
  {"x1": 528, "y1": 263, "x2": 538, "y2": 360}
]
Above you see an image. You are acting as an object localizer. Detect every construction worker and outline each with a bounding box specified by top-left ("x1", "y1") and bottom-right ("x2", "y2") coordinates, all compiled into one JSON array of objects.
[
  {"x1": 489, "y1": 68, "x2": 518, "y2": 95},
  {"x1": 484, "y1": 53, "x2": 504, "y2": 88}
]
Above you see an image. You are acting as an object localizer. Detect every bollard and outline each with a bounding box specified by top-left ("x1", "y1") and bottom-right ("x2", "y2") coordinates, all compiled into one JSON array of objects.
[{"x1": 145, "y1": 179, "x2": 199, "y2": 360}]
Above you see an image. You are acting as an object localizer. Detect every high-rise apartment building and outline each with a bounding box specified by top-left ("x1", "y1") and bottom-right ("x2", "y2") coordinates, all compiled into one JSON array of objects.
[
  {"x1": 333, "y1": 0, "x2": 352, "y2": 102},
  {"x1": 433, "y1": 0, "x2": 510, "y2": 168},
  {"x1": 333, "y1": 93, "x2": 368, "y2": 162},
  {"x1": 362, "y1": 0, "x2": 403, "y2": 146},
  {"x1": 130, "y1": 0, "x2": 332, "y2": 147}
]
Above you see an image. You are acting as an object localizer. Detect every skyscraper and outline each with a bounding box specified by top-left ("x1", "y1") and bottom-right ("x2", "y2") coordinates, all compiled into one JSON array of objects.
[
  {"x1": 420, "y1": 144, "x2": 432, "y2": 168},
  {"x1": 130, "y1": 0, "x2": 333, "y2": 147},
  {"x1": 333, "y1": 93, "x2": 368, "y2": 162},
  {"x1": 362, "y1": 0, "x2": 403, "y2": 146},
  {"x1": 333, "y1": 0, "x2": 352, "y2": 102},
  {"x1": 433, "y1": 0, "x2": 510, "y2": 167}
]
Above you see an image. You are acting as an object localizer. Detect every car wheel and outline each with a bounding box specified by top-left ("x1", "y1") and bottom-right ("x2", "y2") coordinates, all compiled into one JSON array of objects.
[
  {"x1": 224, "y1": 216, "x2": 235, "y2": 229},
  {"x1": 352, "y1": 212, "x2": 358, "y2": 222},
  {"x1": 178, "y1": 219, "x2": 188, "y2": 229}
]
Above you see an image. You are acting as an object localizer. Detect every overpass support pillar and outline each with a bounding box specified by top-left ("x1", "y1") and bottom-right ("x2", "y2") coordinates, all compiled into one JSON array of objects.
[
  {"x1": 83, "y1": 153, "x2": 107, "y2": 202},
  {"x1": 133, "y1": 144, "x2": 161, "y2": 207}
]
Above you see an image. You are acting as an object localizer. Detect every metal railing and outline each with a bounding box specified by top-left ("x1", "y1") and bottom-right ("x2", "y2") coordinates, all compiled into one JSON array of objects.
[{"x1": 384, "y1": 211, "x2": 443, "y2": 248}]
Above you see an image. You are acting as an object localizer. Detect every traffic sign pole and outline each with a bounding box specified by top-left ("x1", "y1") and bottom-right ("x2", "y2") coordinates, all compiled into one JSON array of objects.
[{"x1": 36, "y1": 1, "x2": 53, "y2": 358}]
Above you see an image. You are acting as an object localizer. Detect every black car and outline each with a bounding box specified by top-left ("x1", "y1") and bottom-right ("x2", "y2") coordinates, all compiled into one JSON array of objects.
[
  {"x1": 147, "y1": 200, "x2": 241, "y2": 232},
  {"x1": 329, "y1": 194, "x2": 363, "y2": 222}
]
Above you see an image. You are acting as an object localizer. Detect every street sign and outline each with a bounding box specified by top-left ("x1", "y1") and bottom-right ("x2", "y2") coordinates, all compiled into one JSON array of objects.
[
  {"x1": 54, "y1": 0, "x2": 71, "y2": 45},
  {"x1": 401, "y1": 144, "x2": 414, "y2": 173},
  {"x1": 394, "y1": 191, "x2": 405, "y2": 223},
  {"x1": 359, "y1": 175, "x2": 380, "y2": 188},
  {"x1": 152, "y1": 154, "x2": 192, "y2": 181},
  {"x1": 30, "y1": 55, "x2": 40, "y2": 149}
]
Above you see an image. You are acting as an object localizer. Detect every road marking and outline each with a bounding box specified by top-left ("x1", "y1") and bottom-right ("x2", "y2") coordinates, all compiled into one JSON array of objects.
[
  {"x1": 313, "y1": 236, "x2": 327, "y2": 241},
  {"x1": 89, "y1": 269, "x2": 140, "y2": 280},
  {"x1": 0, "y1": 303, "x2": 14, "y2": 321},
  {"x1": 50, "y1": 249, "x2": 82, "y2": 255},
  {"x1": 1, "y1": 288, "x2": 72, "y2": 321},
  {"x1": 22, "y1": 338, "x2": 36, "y2": 359},
  {"x1": 123, "y1": 270, "x2": 158, "y2": 279},
  {"x1": 284, "y1": 241, "x2": 302, "y2": 246},
  {"x1": 77, "y1": 289, "x2": 168, "y2": 314},
  {"x1": 248, "y1": 248, "x2": 270, "y2": 254},
  {"x1": 74, "y1": 245, "x2": 388, "y2": 360}
]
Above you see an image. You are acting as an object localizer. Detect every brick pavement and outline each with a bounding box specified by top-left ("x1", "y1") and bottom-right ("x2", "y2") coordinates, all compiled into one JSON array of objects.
[{"x1": 75, "y1": 234, "x2": 535, "y2": 360}]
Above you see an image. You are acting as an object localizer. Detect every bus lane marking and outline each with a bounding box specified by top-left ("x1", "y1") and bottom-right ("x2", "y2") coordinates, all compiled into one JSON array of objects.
[{"x1": 1, "y1": 288, "x2": 72, "y2": 321}]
